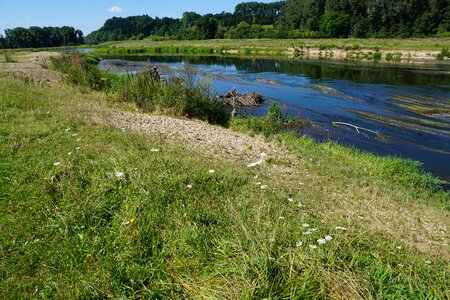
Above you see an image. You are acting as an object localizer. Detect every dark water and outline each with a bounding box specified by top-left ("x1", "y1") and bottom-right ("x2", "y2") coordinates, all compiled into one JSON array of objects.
[{"x1": 99, "y1": 55, "x2": 450, "y2": 182}]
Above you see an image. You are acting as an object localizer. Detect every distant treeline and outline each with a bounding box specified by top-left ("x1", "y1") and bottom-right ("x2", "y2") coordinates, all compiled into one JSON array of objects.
[
  {"x1": 0, "y1": 26, "x2": 84, "y2": 48},
  {"x1": 86, "y1": 0, "x2": 449, "y2": 43}
]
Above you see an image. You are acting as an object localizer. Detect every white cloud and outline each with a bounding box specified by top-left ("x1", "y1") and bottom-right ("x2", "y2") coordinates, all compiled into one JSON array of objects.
[{"x1": 107, "y1": 6, "x2": 123, "y2": 14}]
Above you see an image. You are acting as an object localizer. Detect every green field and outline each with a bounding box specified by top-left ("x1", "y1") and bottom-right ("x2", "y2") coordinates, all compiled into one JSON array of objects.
[
  {"x1": 97, "y1": 38, "x2": 450, "y2": 51},
  {"x1": 1, "y1": 53, "x2": 449, "y2": 298}
]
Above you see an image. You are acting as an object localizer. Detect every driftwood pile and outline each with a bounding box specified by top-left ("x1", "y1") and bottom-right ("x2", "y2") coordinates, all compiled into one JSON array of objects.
[{"x1": 219, "y1": 88, "x2": 266, "y2": 107}]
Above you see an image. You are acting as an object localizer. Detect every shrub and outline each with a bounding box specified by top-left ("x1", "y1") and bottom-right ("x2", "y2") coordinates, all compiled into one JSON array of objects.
[
  {"x1": 231, "y1": 102, "x2": 311, "y2": 137},
  {"x1": 436, "y1": 48, "x2": 450, "y2": 60}
]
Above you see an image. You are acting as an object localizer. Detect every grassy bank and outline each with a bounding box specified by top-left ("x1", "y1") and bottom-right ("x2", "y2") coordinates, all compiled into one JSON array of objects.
[
  {"x1": 1, "y1": 53, "x2": 449, "y2": 298},
  {"x1": 93, "y1": 38, "x2": 450, "y2": 62}
]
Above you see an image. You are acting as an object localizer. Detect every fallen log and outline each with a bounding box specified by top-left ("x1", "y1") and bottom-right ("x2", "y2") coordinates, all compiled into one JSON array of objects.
[{"x1": 219, "y1": 88, "x2": 266, "y2": 107}]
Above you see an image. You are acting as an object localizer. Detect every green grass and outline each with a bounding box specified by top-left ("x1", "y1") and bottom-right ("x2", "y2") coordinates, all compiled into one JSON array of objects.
[
  {"x1": 1, "y1": 71, "x2": 449, "y2": 298},
  {"x1": 94, "y1": 37, "x2": 450, "y2": 53},
  {"x1": 111, "y1": 65, "x2": 229, "y2": 126}
]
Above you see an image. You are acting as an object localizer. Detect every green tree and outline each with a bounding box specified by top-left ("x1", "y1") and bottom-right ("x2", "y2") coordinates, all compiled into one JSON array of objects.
[{"x1": 320, "y1": 12, "x2": 350, "y2": 37}]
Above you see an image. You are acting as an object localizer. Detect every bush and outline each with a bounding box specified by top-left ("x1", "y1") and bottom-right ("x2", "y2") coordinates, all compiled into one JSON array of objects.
[
  {"x1": 436, "y1": 48, "x2": 450, "y2": 60},
  {"x1": 288, "y1": 29, "x2": 323, "y2": 39},
  {"x1": 231, "y1": 102, "x2": 311, "y2": 137}
]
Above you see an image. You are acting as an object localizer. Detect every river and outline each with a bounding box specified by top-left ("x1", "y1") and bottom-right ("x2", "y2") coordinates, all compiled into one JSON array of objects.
[{"x1": 98, "y1": 55, "x2": 450, "y2": 182}]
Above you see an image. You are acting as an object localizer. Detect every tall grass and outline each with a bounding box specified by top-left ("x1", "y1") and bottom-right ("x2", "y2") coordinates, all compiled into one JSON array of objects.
[
  {"x1": 50, "y1": 54, "x2": 107, "y2": 90},
  {"x1": 50, "y1": 54, "x2": 230, "y2": 126},
  {"x1": 112, "y1": 65, "x2": 230, "y2": 126},
  {"x1": 2, "y1": 49, "x2": 15, "y2": 63}
]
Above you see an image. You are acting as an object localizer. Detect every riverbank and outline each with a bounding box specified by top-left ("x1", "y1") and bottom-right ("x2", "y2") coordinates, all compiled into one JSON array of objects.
[
  {"x1": 93, "y1": 38, "x2": 450, "y2": 63},
  {"x1": 0, "y1": 51, "x2": 449, "y2": 298}
]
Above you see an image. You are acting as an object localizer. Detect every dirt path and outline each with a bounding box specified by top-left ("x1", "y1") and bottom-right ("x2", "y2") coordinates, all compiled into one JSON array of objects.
[{"x1": 103, "y1": 110, "x2": 287, "y2": 162}]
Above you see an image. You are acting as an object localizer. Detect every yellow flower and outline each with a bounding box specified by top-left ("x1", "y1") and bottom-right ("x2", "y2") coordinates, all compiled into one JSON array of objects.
[{"x1": 130, "y1": 217, "x2": 135, "y2": 224}]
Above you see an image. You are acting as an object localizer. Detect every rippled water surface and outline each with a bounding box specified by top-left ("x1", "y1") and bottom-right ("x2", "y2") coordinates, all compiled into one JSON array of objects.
[{"x1": 99, "y1": 55, "x2": 450, "y2": 181}]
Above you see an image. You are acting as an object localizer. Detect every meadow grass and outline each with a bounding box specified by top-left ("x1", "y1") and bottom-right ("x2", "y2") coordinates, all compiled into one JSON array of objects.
[
  {"x1": 95, "y1": 37, "x2": 450, "y2": 53},
  {"x1": 0, "y1": 64, "x2": 449, "y2": 298}
]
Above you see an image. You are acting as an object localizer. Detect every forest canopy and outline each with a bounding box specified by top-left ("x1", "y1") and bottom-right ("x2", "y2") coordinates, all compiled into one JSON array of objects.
[
  {"x1": 1, "y1": 0, "x2": 448, "y2": 48},
  {"x1": 85, "y1": 0, "x2": 448, "y2": 43},
  {"x1": 0, "y1": 26, "x2": 83, "y2": 48}
]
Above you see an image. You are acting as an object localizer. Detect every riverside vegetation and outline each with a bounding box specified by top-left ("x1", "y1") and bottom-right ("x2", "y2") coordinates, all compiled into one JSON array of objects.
[{"x1": 0, "y1": 52, "x2": 449, "y2": 298}]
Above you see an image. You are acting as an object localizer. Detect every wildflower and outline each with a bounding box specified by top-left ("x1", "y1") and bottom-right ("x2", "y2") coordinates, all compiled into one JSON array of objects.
[
  {"x1": 396, "y1": 246, "x2": 402, "y2": 250},
  {"x1": 278, "y1": 216, "x2": 285, "y2": 220},
  {"x1": 208, "y1": 169, "x2": 215, "y2": 174},
  {"x1": 130, "y1": 218, "x2": 135, "y2": 224},
  {"x1": 298, "y1": 202, "x2": 303, "y2": 207},
  {"x1": 115, "y1": 171, "x2": 125, "y2": 178},
  {"x1": 186, "y1": 184, "x2": 193, "y2": 190},
  {"x1": 310, "y1": 228, "x2": 317, "y2": 232},
  {"x1": 309, "y1": 245, "x2": 318, "y2": 250},
  {"x1": 256, "y1": 182, "x2": 262, "y2": 185},
  {"x1": 53, "y1": 162, "x2": 61, "y2": 167},
  {"x1": 317, "y1": 238, "x2": 326, "y2": 245},
  {"x1": 303, "y1": 230, "x2": 311, "y2": 235},
  {"x1": 325, "y1": 235, "x2": 332, "y2": 241},
  {"x1": 76, "y1": 138, "x2": 81, "y2": 142},
  {"x1": 75, "y1": 147, "x2": 80, "y2": 150},
  {"x1": 68, "y1": 152, "x2": 72, "y2": 155},
  {"x1": 71, "y1": 133, "x2": 78, "y2": 137},
  {"x1": 335, "y1": 226, "x2": 347, "y2": 231},
  {"x1": 150, "y1": 148, "x2": 160, "y2": 152},
  {"x1": 247, "y1": 160, "x2": 262, "y2": 167},
  {"x1": 65, "y1": 128, "x2": 71, "y2": 132},
  {"x1": 302, "y1": 223, "x2": 310, "y2": 227},
  {"x1": 260, "y1": 152, "x2": 267, "y2": 158},
  {"x1": 287, "y1": 198, "x2": 294, "y2": 202},
  {"x1": 261, "y1": 185, "x2": 268, "y2": 189},
  {"x1": 121, "y1": 221, "x2": 130, "y2": 226},
  {"x1": 296, "y1": 241, "x2": 302, "y2": 247}
]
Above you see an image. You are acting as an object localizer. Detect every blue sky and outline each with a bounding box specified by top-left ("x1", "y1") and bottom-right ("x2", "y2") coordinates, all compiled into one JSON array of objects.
[{"x1": 0, "y1": 0, "x2": 276, "y2": 36}]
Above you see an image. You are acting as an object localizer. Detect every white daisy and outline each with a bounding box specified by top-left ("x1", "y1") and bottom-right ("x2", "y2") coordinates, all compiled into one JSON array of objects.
[
  {"x1": 325, "y1": 235, "x2": 332, "y2": 241},
  {"x1": 208, "y1": 169, "x2": 215, "y2": 174},
  {"x1": 53, "y1": 162, "x2": 61, "y2": 167},
  {"x1": 317, "y1": 238, "x2": 326, "y2": 245},
  {"x1": 335, "y1": 226, "x2": 347, "y2": 231},
  {"x1": 296, "y1": 241, "x2": 302, "y2": 247},
  {"x1": 115, "y1": 171, "x2": 125, "y2": 178}
]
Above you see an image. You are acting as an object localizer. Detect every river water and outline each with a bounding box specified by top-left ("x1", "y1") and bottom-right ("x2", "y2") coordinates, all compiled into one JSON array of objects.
[{"x1": 98, "y1": 55, "x2": 450, "y2": 182}]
